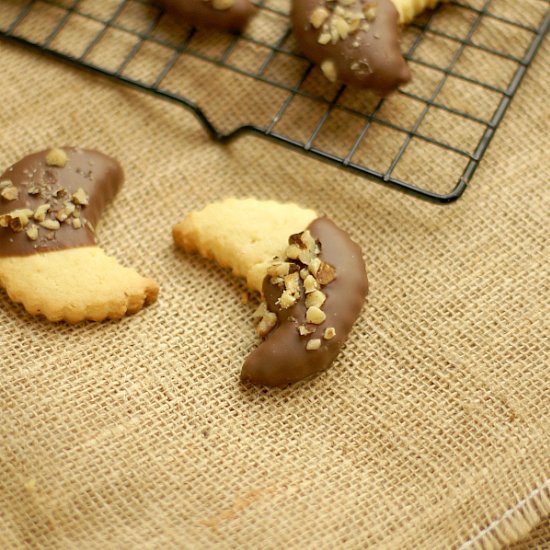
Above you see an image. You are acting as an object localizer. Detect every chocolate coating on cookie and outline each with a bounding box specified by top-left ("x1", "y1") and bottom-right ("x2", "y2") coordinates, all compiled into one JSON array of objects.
[
  {"x1": 291, "y1": 0, "x2": 410, "y2": 94},
  {"x1": 159, "y1": 0, "x2": 256, "y2": 32},
  {"x1": 0, "y1": 148, "x2": 123, "y2": 257},
  {"x1": 241, "y1": 217, "x2": 368, "y2": 387}
]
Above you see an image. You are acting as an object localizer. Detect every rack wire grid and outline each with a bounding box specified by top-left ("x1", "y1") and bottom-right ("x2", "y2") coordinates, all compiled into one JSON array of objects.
[{"x1": 0, "y1": 0, "x2": 548, "y2": 202}]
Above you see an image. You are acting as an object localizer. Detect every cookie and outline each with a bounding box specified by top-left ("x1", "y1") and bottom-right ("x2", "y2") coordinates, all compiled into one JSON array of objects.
[
  {"x1": 291, "y1": 0, "x2": 411, "y2": 94},
  {"x1": 392, "y1": 0, "x2": 444, "y2": 24},
  {"x1": 172, "y1": 198, "x2": 318, "y2": 293},
  {"x1": 158, "y1": 0, "x2": 256, "y2": 32},
  {"x1": 0, "y1": 147, "x2": 159, "y2": 322},
  {"x1": 173, "y1": 198, "x2": 368, "y2": 386}
]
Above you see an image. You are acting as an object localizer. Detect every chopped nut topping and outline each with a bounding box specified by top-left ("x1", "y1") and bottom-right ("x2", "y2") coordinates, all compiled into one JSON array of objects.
[
  {"x1": 279, "y1": 290, "x2": 298, "y2": 309},
  {"x1": 310, "y1": 6, "x2": 329, "y2": 28},
  {"x1": 56, "y1": 201, "x2": 76, "y2": 222},
  {"x1": 40, "y1": 219, "x2": 60, "y2": 231},
  {"x1": 303, "y1": 274, "x2": 319, "y2": 294},
  {"x1": 306, "y1": 338, "x2": 322, "y2": 351},
  {"x1": 72, "y1": 187, "x2": 89, "y2": 206},
  {"x1": 0, "y1": 185, "x2": 18, "y2": 201},
  {"x1": 46, "y1": 148, "x2": 67, "y2": 167},
  {"x1": 306, "y1": 290, "x2": 326, "y2": 309},
  {"x1": 27, "y1": 186, "x2": 40, "y2": 195},
  {"x1": 316, "y1": 261, "x2": 337, "y2": 285},
  {"x1": 267, "y1": 261, "x2": 291, "y2": 278},
  {"x1": 72, "y1": 218, "x2": 82, "y2": 229},
  {"x1": 321, "y1": 59, "x2": 338, "y2": 82},
  {"x1": 284, "y1": 271, "x2": 301, "y2": 296},
  {"x1": 257, "y1": 310, "x2": 277, "y2": 337},
  {"x1": 253, "y1": 302, "x2": 269, "y2": 319},
  {"x1": 333, "y1": 16, "x2": 350, "y2": 40},
  {"x1": 26, "y1": 224, "x2": 38, "y2": 241},
  {"x1": 1, "y1": 209, "x2": 34, "y2": 231},
  {"x1": 300, "y1": 268, "x2": 309, "y2": 280},
  {"x1": 363, "y1": 5, "x2": 377, "y2": 21},
  {"x1": 318, "y1": 32, "x2": 332, "y2": 45},
  {"x1": 286, "y1": 244, "x2": 301, "y2": 260},
  {"x1": 306, "y1": 306, "x2": 327, "y2": 325},
  {"x1": 212, "y1": 0, "x2": 233, "y2": 9},
  {"x1": 324, "y1": 327, "x2": 336, "y2": 340},
  {"x1": 298, "y1": 325, "x2": 315, "y2": 336},
  {"x1": 33, "y1": 203, "x2": 50, "y2": 222},
  {"x1": 309, "y1": 257, "x2": 321, "y2": 276}
]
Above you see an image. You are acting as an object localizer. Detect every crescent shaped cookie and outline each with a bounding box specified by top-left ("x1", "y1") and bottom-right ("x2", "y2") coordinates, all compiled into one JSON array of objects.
[
  {"x1": 291, "y1": 0, "x2": 445, "y2": 92},
  {"x1": 173, "y1": 198, "x2": 368, "y2": 386},
  {"x1": 0, "y1": 148, "x2": 159, "y2": 322}
]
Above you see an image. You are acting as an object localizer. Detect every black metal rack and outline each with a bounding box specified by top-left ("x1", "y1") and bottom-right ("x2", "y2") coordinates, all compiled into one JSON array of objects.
[{"x1": 1, "y1": 0, "x2": 548, "y2": 202}]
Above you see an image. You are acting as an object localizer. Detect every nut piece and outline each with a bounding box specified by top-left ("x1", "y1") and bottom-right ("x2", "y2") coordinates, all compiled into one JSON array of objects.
[
  {"x1": 279, "y1": 290, "x2": 298, "y2": 309},
  {"x1": 303, "y1": 274, "x2": 319, "y2": 294},
  {"x1": 298, "y1": 325, "x2": 315, "y2": 336},
  {"x1": 46, "y1": 148, "x2": 68, "y2": 167},
  {"x1": 26, "y1": 224, "x2": 38, "y2": 241},
  {"x1": 306, "y1": 306, "x2": 327, "y2": 325},
  {"x1": 33, "y1": 203, "x2": 50, "y2": 222},
  {"x1": 310, "y1": 7, "x2": 329, "y2": 28},
  {"x1": 318, "y1": 32, "x2": 332, "y2": 45},
  {"x1": 267, "y1": 261, "x2": 290, "y2": 278},
  {"x1": 72, "y1": 218, "x2": 82, "y2": 229},
  {"x1": 1, "y1": 185, "x2": 18, "y2": 201},
  {"x1": 320, "y1": 59, "x2": 338, "y2": 83},
  {"x1": 72, "y1": 187, "x2": 89, "y2": 206},
  {"x1": 40, "y1": 219, "x2": 61, "y2": 231},
  {"x1": 56, "y1": 201, "x2": 76, "y2": 222},
  {"x1": 257, "y1": 310, "x2": 277, "y2": 337},
  {"x1": 2, "y1": 209, "x2": 34, "y2": 231},
  {"x1": 212, "y1": 0, "x2": 233, "y2": 9},
  {"x1": 306, "y1": 338, "x2": 322, "y2": 351},
  {"x1": 305, "y1": 290, "x2": 326, "y2": 309},
  {"x1": 323, "y1": 327, "x2": 336, "y2": 340},
  {"x1": 316, "y1": 261, "x2": 337, "y2": 285}
]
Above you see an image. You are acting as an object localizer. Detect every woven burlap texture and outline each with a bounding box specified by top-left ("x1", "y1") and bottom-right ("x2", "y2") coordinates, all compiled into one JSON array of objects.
[{"x1": 1, "y1": 6, "x2": 549, "y2": 550}]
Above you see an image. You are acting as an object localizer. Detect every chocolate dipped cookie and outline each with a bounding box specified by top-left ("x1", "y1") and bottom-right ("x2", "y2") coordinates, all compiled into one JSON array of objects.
[
  {"x1": 173, "y1": 198, "x2": 368, "y2": 386},
  {"x1": 291, "y1": 0, "x2": 410, "y2": 94},
  {"x1": 0, "y1": 148, "x2": 159, "y2": 322},
  {"x1": 158, "y1": 0, "x2": 256, "y2": 32}
]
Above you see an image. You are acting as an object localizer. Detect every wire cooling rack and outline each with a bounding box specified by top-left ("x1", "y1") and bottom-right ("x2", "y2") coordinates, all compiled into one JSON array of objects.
[{"x1": 0, "y1": 0, "x2": 548, "y2": 202}]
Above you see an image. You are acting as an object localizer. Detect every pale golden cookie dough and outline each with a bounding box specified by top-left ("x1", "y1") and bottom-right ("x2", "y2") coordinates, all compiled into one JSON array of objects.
[
  {"x1": 0, "y1": 247, "x2": 159, "y2": 323},
  {"x1": 172, "y1": 198, "x2": 318, "y2": 293}
]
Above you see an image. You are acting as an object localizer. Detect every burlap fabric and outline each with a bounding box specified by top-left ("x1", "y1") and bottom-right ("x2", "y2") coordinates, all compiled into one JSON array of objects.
[{"x1": 0, "y1": 1, "x2": 549, "y2": 547}]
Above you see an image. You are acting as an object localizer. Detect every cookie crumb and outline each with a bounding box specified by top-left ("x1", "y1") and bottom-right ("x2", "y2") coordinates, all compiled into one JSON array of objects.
[{"x1": 46, "y1": 148, "x2": 67, "y2": 167}]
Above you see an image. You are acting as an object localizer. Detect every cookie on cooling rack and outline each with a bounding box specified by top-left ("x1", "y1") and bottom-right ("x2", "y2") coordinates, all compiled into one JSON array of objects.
[
  {"x1": 291, "y1": 0, "x2": 445, "y2": 93},
  {"x1": 173, "y1": 198, "x2": 368, "y2": 387},
  {"x1": 0, "y1": 147, "x2": 159, "y2": 322},
  {"x1": 158, "y1": 0, "x2": 256, "y2": 32}
]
